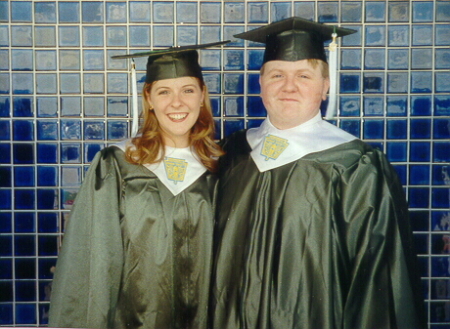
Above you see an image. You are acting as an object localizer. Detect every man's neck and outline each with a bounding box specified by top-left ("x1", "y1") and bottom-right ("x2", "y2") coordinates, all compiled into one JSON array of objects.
[{"x1": 267, "y1": 111, "x2": 322, "y2": 131}]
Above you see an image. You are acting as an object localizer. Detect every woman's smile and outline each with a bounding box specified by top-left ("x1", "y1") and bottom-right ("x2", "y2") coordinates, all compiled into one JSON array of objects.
[{"x1": 167, "y1": 112, "x2": 189, "y2": 122}]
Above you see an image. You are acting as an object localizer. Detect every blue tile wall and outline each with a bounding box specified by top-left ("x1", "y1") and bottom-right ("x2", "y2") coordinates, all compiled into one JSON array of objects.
[{"x1": 0, "y1": 1, "x2": 449, "y2": 327}]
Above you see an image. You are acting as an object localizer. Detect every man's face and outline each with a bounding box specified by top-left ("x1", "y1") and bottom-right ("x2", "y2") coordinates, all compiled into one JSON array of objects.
[{"x1": 259, "y1": 59, "x2": 330, "y2": 130}]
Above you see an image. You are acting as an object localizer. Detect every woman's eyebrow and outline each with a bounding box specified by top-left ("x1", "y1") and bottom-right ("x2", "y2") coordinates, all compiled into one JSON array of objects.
[{"x1": 153, "y1": 86, "x2": 169, "y2": 91}]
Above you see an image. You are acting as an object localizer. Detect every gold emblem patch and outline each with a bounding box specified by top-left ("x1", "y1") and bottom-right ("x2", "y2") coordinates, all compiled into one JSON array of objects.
[
  {"x1": 164, "y1": 157, "x2": 188, "y2": 184},
  {"x1": 261, "y1": 134, "x2": 289, "y2": 161}
]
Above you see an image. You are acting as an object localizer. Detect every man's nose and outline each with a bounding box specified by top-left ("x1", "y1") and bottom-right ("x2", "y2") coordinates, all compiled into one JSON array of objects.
[{"x1": 282, "y1": 76, "x2": 297, "y2": 92}]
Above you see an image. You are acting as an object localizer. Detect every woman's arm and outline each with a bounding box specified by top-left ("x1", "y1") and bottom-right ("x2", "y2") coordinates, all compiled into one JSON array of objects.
[{"x1": 49, "y1": 149, "x2": 124, "y2": 328}]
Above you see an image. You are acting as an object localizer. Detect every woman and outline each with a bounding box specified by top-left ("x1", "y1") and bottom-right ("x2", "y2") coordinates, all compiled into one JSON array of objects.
[{"x1": 48, "y1": 45, "x2": 224, "y2": 328}]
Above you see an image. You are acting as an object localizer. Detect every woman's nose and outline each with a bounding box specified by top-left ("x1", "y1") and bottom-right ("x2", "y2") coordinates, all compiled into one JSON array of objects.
[{"x1": 170, "y1": 92, "x2": 182, "y2": 107}]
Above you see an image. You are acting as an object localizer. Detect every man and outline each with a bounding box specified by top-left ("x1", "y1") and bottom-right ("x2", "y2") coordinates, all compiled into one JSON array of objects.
[{"x1": 211, "y1": 17, "x2": 426, "y2": 329}]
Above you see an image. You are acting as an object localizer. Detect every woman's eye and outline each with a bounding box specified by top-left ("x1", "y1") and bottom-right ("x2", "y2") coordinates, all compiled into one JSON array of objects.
[
  {"x1": 158, "y1": 90, "x2": 169, "y2": 95},
  {"x1": 184, "y1": 88, "x2": 195, "y2": 93}
]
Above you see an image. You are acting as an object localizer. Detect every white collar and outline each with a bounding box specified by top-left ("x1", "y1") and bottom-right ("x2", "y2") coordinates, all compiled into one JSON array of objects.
[
  {"x1": 112, "y1": 140, "x2": 207, "y2": 196},
  {"x1": 246, "y1": 112, "x2": 357, "y2": 172}
]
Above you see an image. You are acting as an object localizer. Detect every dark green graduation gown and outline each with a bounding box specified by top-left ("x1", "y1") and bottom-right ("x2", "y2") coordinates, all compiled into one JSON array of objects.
[
  {"x1": 49, "y1": 146, "x2": 216, "y2": 328},
  {"x1": 211, "y1": 130, "x2": 426, "y2": 329}
]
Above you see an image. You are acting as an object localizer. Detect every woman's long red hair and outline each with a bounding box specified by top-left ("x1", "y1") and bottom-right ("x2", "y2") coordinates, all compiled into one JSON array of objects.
[{"x1": 125, "y1": 78, "x2": 223, "y2": 172}]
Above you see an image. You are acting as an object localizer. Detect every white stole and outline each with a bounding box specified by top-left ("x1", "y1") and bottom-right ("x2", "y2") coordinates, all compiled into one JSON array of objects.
[
  {"x1": 247, "y1": 112, "x2": 357, "y2": 172},
  {"x1": 113, "y1": 140, "x2": 207, "y2": 196}
]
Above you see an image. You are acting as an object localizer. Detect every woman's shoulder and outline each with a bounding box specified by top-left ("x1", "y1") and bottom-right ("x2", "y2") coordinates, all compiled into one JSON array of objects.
[
  {"x1": 101, "y1": 144, "x2": 126, "y2": 158},
  {"x1": 93, "y1": 145, "x2": 155, "y2": 179},
  {"x1": 91, "y1": 144, "x2": 125, "y2": 166}
]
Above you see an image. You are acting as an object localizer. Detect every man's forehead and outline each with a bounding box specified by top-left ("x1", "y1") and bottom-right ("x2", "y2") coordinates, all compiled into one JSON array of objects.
[{"x1": 262, "y1": 59, "x2": 318, "y2": 72}]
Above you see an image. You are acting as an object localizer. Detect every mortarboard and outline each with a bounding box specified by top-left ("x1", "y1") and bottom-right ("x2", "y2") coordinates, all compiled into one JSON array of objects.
[
  {"x1": 112, "y1": 41, "x2": 229, "y2": 84},
  {"x1": 234, "y1": 17, "x2": 357, "y2": 119},
  {"x1": 234, "y1": 17, "x2": 356, "y2": 65},
  {"x1": 112, "y1": 41, "x2": 229, "y2": 136}
]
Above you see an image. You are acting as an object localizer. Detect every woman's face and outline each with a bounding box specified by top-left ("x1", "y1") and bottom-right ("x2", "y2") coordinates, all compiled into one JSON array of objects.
[{"x1": 147, "y1": 76, "x2": 204, "y2": 148}]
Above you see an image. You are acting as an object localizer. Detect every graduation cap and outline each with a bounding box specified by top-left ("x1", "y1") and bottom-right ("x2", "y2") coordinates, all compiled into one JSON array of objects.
[
  {"x1": 112, "y1": 41, "x2": 229, "y2": 84},
  {"x1": 234, "y1": 17, "x2": 357, "y2": 119},
  {"x1": 111, "y1": 41, "x2": 229, "y2": 136},
  {"x1": 234, "y1": 17, "x2": 356, "y2": 64}
]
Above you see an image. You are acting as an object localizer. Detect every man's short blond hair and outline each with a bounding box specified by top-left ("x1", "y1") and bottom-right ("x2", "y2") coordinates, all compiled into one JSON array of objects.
[{"x1": 260, "y1": 59, "x2": 329, "y2": 79}]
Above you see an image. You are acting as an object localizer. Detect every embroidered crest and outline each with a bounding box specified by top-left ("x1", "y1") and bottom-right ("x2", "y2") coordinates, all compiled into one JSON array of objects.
[
  {"x1": 261, "y1": 134, "x2": 289, "y2": 161},
  {"x1": 164, "y1": 157, "x2": 188, "y2": 184}
]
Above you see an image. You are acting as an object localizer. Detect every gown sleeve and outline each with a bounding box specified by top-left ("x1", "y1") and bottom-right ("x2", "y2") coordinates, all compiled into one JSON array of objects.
[
  {"x1": 340, "y1": 149, "x2": 426, "y2": 329},
  {"x1": 48, "y1": 148, "x2": 124, "y2": 328}
]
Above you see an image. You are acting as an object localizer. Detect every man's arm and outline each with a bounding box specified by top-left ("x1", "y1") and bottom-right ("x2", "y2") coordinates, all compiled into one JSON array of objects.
[{"x1": 341, "y1": 149, "x2": 426, "y2": 329}]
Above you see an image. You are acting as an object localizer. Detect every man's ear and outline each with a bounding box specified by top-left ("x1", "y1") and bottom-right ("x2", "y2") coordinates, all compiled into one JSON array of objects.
[
  {"x1": 259, "y1": 64, "x2": 265, "y2": 87},
  {"x1": 322, "y1": 77, "x2": 330, "y2": 101}
]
